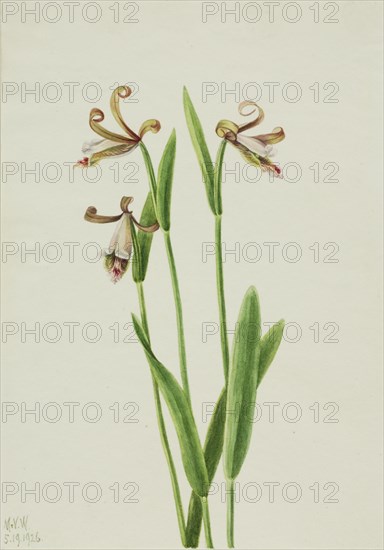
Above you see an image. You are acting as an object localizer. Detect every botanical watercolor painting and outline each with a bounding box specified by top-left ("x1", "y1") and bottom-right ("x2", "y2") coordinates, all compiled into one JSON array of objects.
[
  {"x1": 2, "y1": 3, "x2": 382, "y2": 550},
  {"x1": 76, "y1": 84, "x2": 286, "y2": 548}
]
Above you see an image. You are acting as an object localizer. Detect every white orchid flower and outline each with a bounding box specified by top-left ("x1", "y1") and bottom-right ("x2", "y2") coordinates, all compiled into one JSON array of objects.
[
  {"x1": 76, "y1": 86, "x2": 160, "y2": 167},
  {"x1": 216, "y1": 101, "x2": 285, "y2": 177},
  {"x1": 84, "y1": 196, "x2": 159, "y2": 283}
]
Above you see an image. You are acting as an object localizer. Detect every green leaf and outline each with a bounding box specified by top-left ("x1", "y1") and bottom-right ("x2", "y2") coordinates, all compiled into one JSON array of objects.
[
  {"x1": 224, "y1": 286, "x2": 261, "y2": 481},
  {"x1": 136, "y1": 192, "x2": 157, "y2": 282},
  {"x1": 259, "y1": 319, "x2": 285, "y2": 384},
  {"x1": 130, "y1": 218, "x2": 142, "y2": 283},
  {"x1": 186, "y1": 387, "x2": 226, "y2": 547},
  {"x1": 157, "y1": 130, "x2": 176, "y2": 231},
  {"x1": 183, "y1": 87, "x2": 215, "y2": 215},
  {"x1": 213, "y1": 140, "x2": 227, "y2": 216},
  {"x1": 186, "y1": 319, "x2": 284, "y2": 546},
  {"x1": 132, "y1": 314, "x2": 209, "y2": 497}
]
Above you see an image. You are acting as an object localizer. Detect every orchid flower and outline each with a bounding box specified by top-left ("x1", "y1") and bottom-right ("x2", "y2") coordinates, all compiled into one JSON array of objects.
[
  {"x1": 77, "y1": 86, "x2": 161, "y2": 167},
  {"x1": 84, "y1": 196, "x2": 159, "y2": 283},
  {"x1": 216, "y1": 101, "x2": 285, "y2": 176}
]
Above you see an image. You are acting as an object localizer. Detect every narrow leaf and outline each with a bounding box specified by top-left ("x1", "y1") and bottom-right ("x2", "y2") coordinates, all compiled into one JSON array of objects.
[
  {"x1": 213, "y1": 140, "x2": 227, "y2": 216},
  {"x1": 183, "y1": 87, "x2": 215, "y2": 214},
  {"x1": 130, "y1": 218, "x2": 142, "y2": 283},
  {"x1": 259, "y1": 319, "x2": 285, "y2": 384},
  {"x1": 186, "y1": 388, "x2": 226, "y2": 547},
  {"x1": 224, "y1": 286, "x2": 261, "y2": 480},
  {"x1": 186, "y1": 320, "x2": 284, "y2": 545},
  {"x1": 157, "y1": 130, "x2": 176, "y2": 231},
  {"x1": 132, "y1": 314, "x2": 209, "y2": 497},
  {"x1": 136, "y1": 192, "x2": 157, "y2": 281}
]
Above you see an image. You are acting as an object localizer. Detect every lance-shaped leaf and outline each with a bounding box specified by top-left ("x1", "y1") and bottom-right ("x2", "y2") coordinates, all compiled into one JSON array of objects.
[
  {"x1": 213, "y1": 140, "x2": 227, "y2": 216},
  {"x1": 259, "y1": 319, "x2": 285, "y2": 384},
  {"x1": 186, "y1": 319, "x2": 284, "y2": 546},
  {"x1": 157, "y1": 130, "x2": 176, "y2": 232},
  {"x1": 132, "y1": 314, "x2": 209, "y2": 497},
  {"x1": 136, "y1": 192, "x2": 157, "y2": 282},
  {"x1": 183, "y1": 87, "x2": 216, "y2": 215},
  {"x1": 130, "y1": 219, "x2": 142, "y2": 283},
  {"x1": 186, "y1": 387, "x2": 226, "y2": 546},
  {"x1": 224, "y1": 286, "x2": 261, "y2": 481}
]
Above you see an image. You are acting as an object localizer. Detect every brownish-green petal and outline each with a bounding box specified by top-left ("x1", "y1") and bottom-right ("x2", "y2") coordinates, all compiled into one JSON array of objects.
[
  {"x1": 131, "y1": 215, "x2": 160, "y2": 233},
  {"x1": 89, "y1": 108, "x2": 131, "y2": 143},
  {"x1": 215, "y1": 119, "x2": 239, "y2": 141},
  {"x1": 254, "y1": 126, "x2": 285, "y2": 145},
  {"x1": 238, "y1": 101, "x2": 265, "y2": 133},
  {"x1": 120, "y1": 196, "x2": 134, "y2": 213},
  {"x1": 139, "y1": 119, "x2": 161, "y2": 138},
  {"x1": 110, "y1": 86, "x2": 140, "y2": 141},
  {"x1": 84, "y1": 206, "x2": 123, "y2": 224},
  {"x1": 89, "y1": 142, "x2": 138, "y2": 165}
]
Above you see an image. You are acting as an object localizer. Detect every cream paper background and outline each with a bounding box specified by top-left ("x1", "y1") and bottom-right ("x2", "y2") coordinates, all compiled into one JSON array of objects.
[{"x1": 1, "y1": 1, "x2": 383, "y2": 549}]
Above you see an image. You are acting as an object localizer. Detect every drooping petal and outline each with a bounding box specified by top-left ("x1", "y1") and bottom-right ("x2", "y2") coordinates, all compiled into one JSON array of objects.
[
  {"x1": 238, "y1": 101, "x2": 265, "y2": 133},
  {"x1": 139, "y1": 119, "x2": 161, "y2": 138},
  {"x1": 236, "y1": 134, "x2": 273, "y2": 157},
  {"x1": 82, "y1": 138, "x2": 121, "y2": 156},
  {"x1": 108, "y1": 214, "x2": 133, "y2": 260},
  {"x1": 89, "y1": 108, "x2": 132, "y2": 143},
  {"x1": 84, "y1": 206, "x2": 123, "y2": 224},
  {"x1": 254, "y1": 126, "x2": 285, "y2": 145},
  {"x1": 131, "y1": 215, "x2": 159, "y2": 233},
  {"x1": 110, "y1": 86, "x2": 140, "y2": 141},
  {"x1": 89, "y1": 141, "x2": 139, "y2": 165}
]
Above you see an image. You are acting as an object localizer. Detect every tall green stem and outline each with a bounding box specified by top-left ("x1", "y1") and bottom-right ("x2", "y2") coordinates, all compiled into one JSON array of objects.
[
  {"x1": 226, "y1": 478, "x2": 235, "y2": 548},
  {"x1": 139, "y1": 142, "x2": 191, "y2": 405},
  {"x1": 136, "y1": 282, "x2": 187, "y2": 547},
  {"x1": 163, "y1": 231, "x2": 191, "y2": 405},
  {"x1": 185, "y1": 143, "x2": 230, "y2": 547},
  {"x1": 201, "y1": 497, "x2": 214, "y2": 549},
  {"x1": 215, "y1": 214, "x2": 229, "y2": 382}
]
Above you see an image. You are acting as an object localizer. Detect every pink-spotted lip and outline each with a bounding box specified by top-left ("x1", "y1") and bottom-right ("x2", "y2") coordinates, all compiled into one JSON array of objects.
[
  {"x1": 108, "y1": 257, "x2": 128, "y2": 284},
  {"x1": 76, "y1": 157, "x2": 90, "y2": 167}
]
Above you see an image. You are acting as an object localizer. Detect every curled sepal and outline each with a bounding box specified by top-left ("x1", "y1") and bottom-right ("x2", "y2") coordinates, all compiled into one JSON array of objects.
[
  {"x1": 251, "y1": 126, "x2": 285, "y2": 145},
  {"x1": 84, "y1": 206, "x2": 123, "y2": 224},
  {"x1": 215, "y1": 119, "x2": 239, "y2": 141},
  {"x1": 110, "y1": 85, "x2": 140, "y2": 140},
  {"x1": 139, "y1": 119, "x2": 161, "y2": 138},
  {"x1": 238, "y1": 101, "x2": 265, "y2": 132},
  {"x1": 120, "y1": 196, "x2": 134, "y2": 213},
  {"x1": 89, "y1": 108, "x2": 130, "y2": 143}
]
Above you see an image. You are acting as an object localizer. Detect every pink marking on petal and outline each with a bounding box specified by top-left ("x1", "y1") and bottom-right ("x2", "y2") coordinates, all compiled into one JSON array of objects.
[
  {"x1": 108, "y1": 257, "x2": 126, "y2": 284},
  {"x1": 76, "y1": 157, "x2": 90, "y2": 168}
]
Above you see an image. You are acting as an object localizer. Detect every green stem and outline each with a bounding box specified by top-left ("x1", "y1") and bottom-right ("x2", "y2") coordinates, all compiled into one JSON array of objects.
[
  {"x1": 139, "y1": 141, "x2": 157, "y2": 198},
  {"x1": 215, "y1": 214, "x2": 230, "y2": 382},
  {"x1": 140, "y1": 142, "x2": 191, "y2": 405},
  {"x1": 226, "y1": 478, "x2": 235, "y2": 548},
  {"x1": 136, "y1": 282, "x2": 187, "y2": 547},
  {"x1": 201, "y1": 497, "x2": 214, "y2": 549},
  {"x1": 163, "y1": 231, "x2": 191, "y2": 405}
]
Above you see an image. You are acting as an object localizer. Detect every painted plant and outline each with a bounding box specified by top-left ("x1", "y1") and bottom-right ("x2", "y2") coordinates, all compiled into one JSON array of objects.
[{"x1": 78, "y1": 85, "x2": 286, "y2": 549}]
